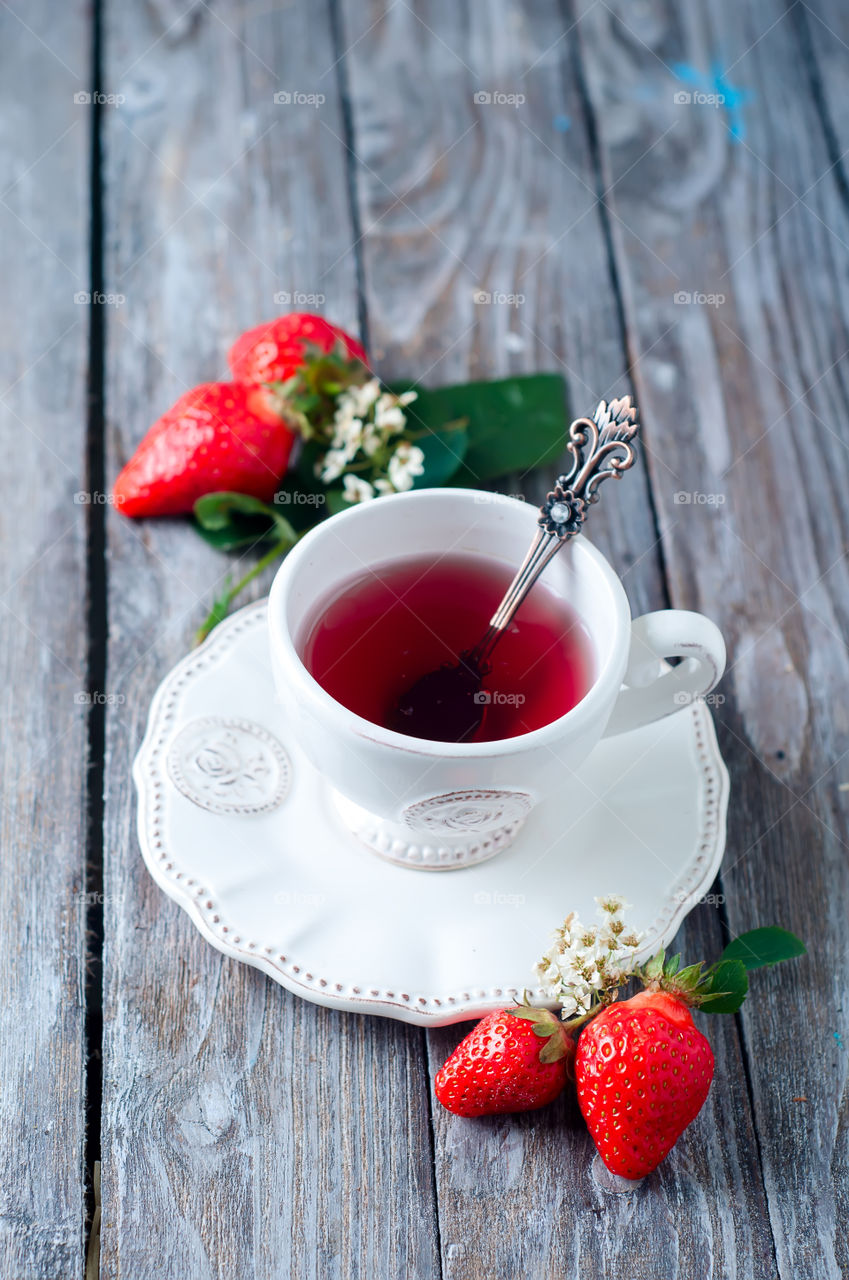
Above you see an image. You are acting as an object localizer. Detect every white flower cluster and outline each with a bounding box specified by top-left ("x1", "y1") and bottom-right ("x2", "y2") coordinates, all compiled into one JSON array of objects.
[
  {"x1": 533, "y1": 895, "x2": 644, "y2": 1020},
  {"x1": 318, "y1": 377, "x2": 425, "y2": 502}
]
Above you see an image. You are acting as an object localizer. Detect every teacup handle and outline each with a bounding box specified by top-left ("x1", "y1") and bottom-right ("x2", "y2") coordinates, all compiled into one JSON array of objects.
[{"x1": 603, "y1": 610, "x2": 726, "y2": 737}]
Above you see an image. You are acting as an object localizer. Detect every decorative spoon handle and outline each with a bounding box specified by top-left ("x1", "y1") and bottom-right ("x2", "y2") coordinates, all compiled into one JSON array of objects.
[{"x1": 465, "y1": 396, "x2": 640, "y2": 671}]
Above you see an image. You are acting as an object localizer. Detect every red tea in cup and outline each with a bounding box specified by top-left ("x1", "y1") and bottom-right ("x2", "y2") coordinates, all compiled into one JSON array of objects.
[{"x1": 300, "y1": 552, "x2": 594, "y2": 743}]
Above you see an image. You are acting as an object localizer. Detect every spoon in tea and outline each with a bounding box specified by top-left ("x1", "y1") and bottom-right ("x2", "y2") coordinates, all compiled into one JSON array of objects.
[{"x1": 392, "y1": 396, "x2": 640, "y2": 742}]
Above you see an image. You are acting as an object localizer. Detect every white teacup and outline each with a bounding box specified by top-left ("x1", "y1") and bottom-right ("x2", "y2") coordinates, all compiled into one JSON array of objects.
[{"x1": 268, "y1": 489, "x2": 725, "y2": 870}]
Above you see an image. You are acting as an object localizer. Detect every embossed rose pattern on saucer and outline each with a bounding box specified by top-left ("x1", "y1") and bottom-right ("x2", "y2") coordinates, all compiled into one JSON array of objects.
[{"x1": 133, "y1": 601, "x2": 729, "y2": 1026}]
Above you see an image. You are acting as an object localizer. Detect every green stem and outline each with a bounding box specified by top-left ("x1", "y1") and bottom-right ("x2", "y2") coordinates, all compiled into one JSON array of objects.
[
  {"x1": 562, "y1": 1010, "x2": 600, "y2": 1033},
  {"x1": 194, "y1": 537, "x2": 297, "y2": 645}
]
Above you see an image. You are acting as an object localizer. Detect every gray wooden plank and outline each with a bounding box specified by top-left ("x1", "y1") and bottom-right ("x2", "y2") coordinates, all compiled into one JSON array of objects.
[
  {"x1": 99, "y1": 3, "x2": 439, "y2": 1277},
  {"x1": 340, "y1": 2, "x2": 776, "y2": 1277},
  {"x1": 797, "y1": 0, "x2": 849, "y2": 153},
  {"x1": 0, "y1": 2, "x2": 90, "y2": 1276},
  {"x1": 574, "y1": 0, "x2": 849, "y2": 1276}
]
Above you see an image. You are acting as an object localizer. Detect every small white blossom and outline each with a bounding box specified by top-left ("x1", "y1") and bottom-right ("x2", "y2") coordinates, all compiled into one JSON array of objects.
[
  {"x1": 387, "y1": 442, "x2": 425, "y2": 492},
  {"x1": 342, "y1": 474, "x2": 375, "y2": 504},
  {"x1": 339, "y1": 377, "x2": 381, "y2": 419},
  {"x1": 534, "y1": 895, "x2": 645, "y2": 1021},
  {"x1": 331, "y1": 414, "x2": 366, "y2": 454},
  {"x1": 374, "y1": 395, "x2": 407, "y2": 433},
  {"x1": 320, "y1": 381, "x2": 418, "y2": 490},
  {"x1": 571, "y1": 982, "x2": 595, "y2": 1015},
  {"x1": 320, "y1": 449, "x2": 348, "y2": 483},
  {"x1": 597, "y1": 894, "x2": 631, "y2": 917},
  {"x1": 360, "y1": 423, "x2": 384, "y2": 456},
  {"x1": 558, "y1": 994, "x2": 579, "y2": 1019}
]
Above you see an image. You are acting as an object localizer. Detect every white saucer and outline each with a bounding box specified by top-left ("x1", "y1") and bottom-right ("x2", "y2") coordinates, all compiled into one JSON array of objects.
[{"x1": 134, "y1": 601, "x2": 729, "y2": 1026}]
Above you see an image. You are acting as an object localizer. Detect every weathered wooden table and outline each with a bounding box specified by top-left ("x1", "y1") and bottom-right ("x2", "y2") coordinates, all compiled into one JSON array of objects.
[{"x1": 4, "y1": 1, "x2": 847, "y2": 1276}]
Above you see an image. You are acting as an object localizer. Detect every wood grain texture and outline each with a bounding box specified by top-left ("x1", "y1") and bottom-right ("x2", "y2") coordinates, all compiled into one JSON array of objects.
[
  {"x1": 340, "y1": 2, "x2": 775, "y2": 1276},
  {"x1": 574, "y1": 0, "x2": 849, "y2": 1275},
  {"x1": 99, "y1": 2, "x2": 438, "y2": 1277},
  {"x1": 0, "y1": 3, "x2": 90, "y2": 1276}
]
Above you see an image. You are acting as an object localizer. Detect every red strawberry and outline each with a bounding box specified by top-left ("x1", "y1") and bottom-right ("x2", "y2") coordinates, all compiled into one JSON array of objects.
[
  {"x1": 228, "y1": 313, "x2": 367, "y2": 386},
  {"x1": 113, "y1": 381, "x2": 295, "y2": 518},
  {"x1": 575, "y1": 988, "x2": 714, "y2": 1179},
  {"x1": 434, "y1": 1005, "x2": 572, "y2": 1117}
]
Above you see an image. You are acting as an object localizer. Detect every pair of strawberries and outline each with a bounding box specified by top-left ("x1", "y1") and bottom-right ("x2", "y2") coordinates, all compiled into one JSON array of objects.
[
  {"x1": 113, "y1": 314, "x2": 367, "y2": 517},
  {"x1": 436, "y1": 983, "x2": 714, "y2": 1180}
]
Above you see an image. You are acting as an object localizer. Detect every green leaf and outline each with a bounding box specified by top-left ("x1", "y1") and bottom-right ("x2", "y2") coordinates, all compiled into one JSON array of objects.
[
  {"x1": 721, "y1": 927, "x2": 807, "y2": 970},
  {"x1": 192, "y1": 491, "x2": 295, "y2": 551},
  {"x1": 324, "y1": 488, "x2": 353, "y2": 517},
  {"x1": 675, "y1": 962, "x2": 706, "y2": 991},
  {"x1": 539, "y1": 1035, "x2": 569, "y2": 1064},
  {"x1": 388, "y1": 374, "x2": 568, "y2": 483},
  {"x1": 506, "y1": 1003, "x2": 556, "y2": 1027},
  {"x1": 194, "y1": 491, "x2": 275, "y2": 529},
  {"x1": 699, "y1": 959, "x2": 749, "y2": 1014},
  {"x1": 295, "y1": 440, "x2": 327, "y2": 489},
  {"x1": 642, "y1": 951, "x2": 665, "y2": 981},
  {"x1": 412, "y1": 420, "x2": 469, "y2": 488}
]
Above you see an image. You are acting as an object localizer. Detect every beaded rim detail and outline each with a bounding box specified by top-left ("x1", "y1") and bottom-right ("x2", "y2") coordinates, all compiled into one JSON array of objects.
[{"x1": 134, "y1": 600, "x2": 729, "y2": 1026}]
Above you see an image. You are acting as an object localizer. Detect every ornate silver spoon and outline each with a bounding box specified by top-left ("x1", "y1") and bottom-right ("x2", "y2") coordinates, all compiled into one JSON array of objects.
[{"x1": 392, "y1": 396, "x2": 640, "y2": 742}]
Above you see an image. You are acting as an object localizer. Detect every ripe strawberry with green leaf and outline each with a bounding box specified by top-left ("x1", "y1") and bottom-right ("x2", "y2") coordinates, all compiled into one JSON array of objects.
[
  {"x1": 434, "y1": 1004, "x2": 572, "y2": 1117},
  {"x1": 228, "y1": 313, "x2": 367, "y2": 388},
  {"x1": 114, "y1": 382, "x2": 296, "y2": 518},
  {"x1": 575, "y1": 929, "x2": 806, "y2": 1179}
]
